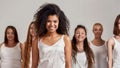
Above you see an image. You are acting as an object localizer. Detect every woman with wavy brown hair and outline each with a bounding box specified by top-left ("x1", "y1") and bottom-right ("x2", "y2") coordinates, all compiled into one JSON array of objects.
[
  {"x1": 23, "y1": 21, "x2": 37, "y2": 68},
  {"x1": 72, "y1": 25, "x2": 94, "y2": 68}
]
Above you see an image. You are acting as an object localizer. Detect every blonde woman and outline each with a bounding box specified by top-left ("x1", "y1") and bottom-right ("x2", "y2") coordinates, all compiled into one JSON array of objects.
[{"x1": 90, "y1": 23, "x2": 107, "y2": 68}]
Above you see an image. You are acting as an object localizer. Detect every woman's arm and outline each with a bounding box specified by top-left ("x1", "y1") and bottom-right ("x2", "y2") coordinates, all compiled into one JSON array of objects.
[
  {"x1": 64, "y1": 35, "x2": 72, "y2": 68},
  {"x1": 20, "y1": 43, "x2": 25, "y2": 68},
  {"x1": 107, "y1": 38, "x2": 114, "y2": 68},
  {"x1": 32, "y1": 38, "x2": 39, "y2": 68},
  {"x1": 0, "y1": 43, "x2": 3, "y2": 61}
]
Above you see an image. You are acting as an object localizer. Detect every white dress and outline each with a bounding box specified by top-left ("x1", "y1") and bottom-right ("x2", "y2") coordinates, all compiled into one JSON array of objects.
[
  {"x1": 90, "y1": 42, "x2": 107, "y2": 68},
  {"x1": 0, "y1": 43, "x2": 21, "y2": 68},
  {"x1": 72, "y1": 52, "x2": 87, "y2": 68},
  {"x1": 112, "y1": 37, "x2": 120, "y2": 68},
  {"x1": 38, "y1": 35, "x2": 65, "y2": 68}
]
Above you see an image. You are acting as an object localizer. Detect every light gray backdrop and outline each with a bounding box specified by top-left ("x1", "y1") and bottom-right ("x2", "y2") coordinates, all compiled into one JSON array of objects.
[{"x1": 0, "y1": 0, "x2": 120, "y2": 43}]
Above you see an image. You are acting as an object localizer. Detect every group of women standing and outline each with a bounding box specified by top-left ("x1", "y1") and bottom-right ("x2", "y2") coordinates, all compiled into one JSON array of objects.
[{"x1": 0, "y1": 3, "x2": 120, "y2": 68}]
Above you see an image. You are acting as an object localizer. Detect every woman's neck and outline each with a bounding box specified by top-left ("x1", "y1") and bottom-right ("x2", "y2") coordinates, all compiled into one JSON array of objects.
[
  {"x1": 92, "y1": 38, "x2": 105, "y2": 46},
  {"x1": 46, "y1": 32, "x2": 58, "y2": 37},
  {"x1": 115, "y1": 35, "x2": 120, "y2": 39},
  {"x1": 76, "y1": 42, "x2": 84, "y2": 52},
  {"x1": 32, "y1": 36, "x2": 37, "y2": 41},
  {"x1": 94, "y1": 38, "x2": 103, "y2": 41},
  {"x1": 7, "y1": 40, "x2": 16, "y2": 47}
]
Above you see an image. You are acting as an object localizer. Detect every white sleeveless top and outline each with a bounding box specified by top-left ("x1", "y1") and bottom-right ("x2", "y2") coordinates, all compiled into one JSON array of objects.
[
  {"x1": 29, "y1": 49, "x2": 32, "y2": 68},
  {"x1": 112, "y1": 37, "x2": 120, "y2": 68},
  {"x1": 0, "y1": 43, "x2": 21, "y2": 68},
  {"x1": 38, "y1": 35, "x2": 65, "y2": 68},
  {"x1": 72, "y1": 52, "x2": 87, "y2": 68},
  {"x1": 90, "y1": 42, "x2": 107, "y2": 68}
]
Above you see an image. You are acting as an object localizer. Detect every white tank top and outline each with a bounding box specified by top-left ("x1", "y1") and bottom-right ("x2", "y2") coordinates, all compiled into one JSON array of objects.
[
  {"x1": 72, "y1": 52, "x2": 87, "y2": 68},
  {"x1": 112, "y1": 37, "x2": 120, "y2": 68},
  {"x1": 0, "y1": 43, "x2": 21, "y2": 68},
  {"x1": 38, "y1": 35, "x2": 65, "y2": 68},
  {"x1": 90, "y1": 42, "x2": 108, "y2": 68},
  {"x1": 29, "y1": 49, "x2": 32, "y2": 68}
]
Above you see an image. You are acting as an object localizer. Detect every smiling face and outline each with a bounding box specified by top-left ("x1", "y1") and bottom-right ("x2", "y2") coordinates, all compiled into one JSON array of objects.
[
  {"x1": 93, "y1": 24, "x2": 103, "y2": 38},
  {"x1": 75, "y1": 28, "x2": 86, "y2": 42},
  {"x1": 6, "y1": 28, "x2": 15, "y2": 41},
  {"x1": 30, "y1": 23, "x2": 36, "y2": 37},
  {"x1": 46, "y1": 15, "x2": 59, "y2": 33}
]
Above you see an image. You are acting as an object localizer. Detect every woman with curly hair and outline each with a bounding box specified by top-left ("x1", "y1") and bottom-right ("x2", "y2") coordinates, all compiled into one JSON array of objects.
[{"x1": 32, "y1": 3, "x2": 72, "y2": 68}]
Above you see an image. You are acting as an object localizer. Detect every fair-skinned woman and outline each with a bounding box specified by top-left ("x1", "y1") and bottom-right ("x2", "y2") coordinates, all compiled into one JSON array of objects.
[
  {"x1": 72, "y1": 25, "x2": 94, "y2": 68},
  {"x1": 0, "y1": 25, "x2": 24, "y2": 68},
  {"x1": 107, "y1": 14, "x2": 120, "y2": 68},
  {"x1": 90, "y1": 23, "x2": 107, "y2": 68},
  {"x1": 22, "y1": 22, "x2": 37, "y2": 68}
]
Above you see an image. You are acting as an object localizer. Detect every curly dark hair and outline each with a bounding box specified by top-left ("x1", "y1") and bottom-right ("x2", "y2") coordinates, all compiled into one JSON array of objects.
[
  {"x1": 72, "y1": 25, "x2": 94, "y2": 68},
  {"x1": 34, "y1": 3, "x2": 70, "y2": 37}
]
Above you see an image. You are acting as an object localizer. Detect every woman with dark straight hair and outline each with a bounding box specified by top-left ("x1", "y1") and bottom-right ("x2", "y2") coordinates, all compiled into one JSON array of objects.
[
  {"x1": 32, "y1": 3, "x2": 72, "y2": 68},
  {"x1": 0, "y1": 25, "x2": 24, "y2": 68},
  {"x1": 107, "y1": 14, "x2": 120, "y2": 68},
  {"x1": 72, "y1": 25, "x2": 94, "y2": 68}
]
